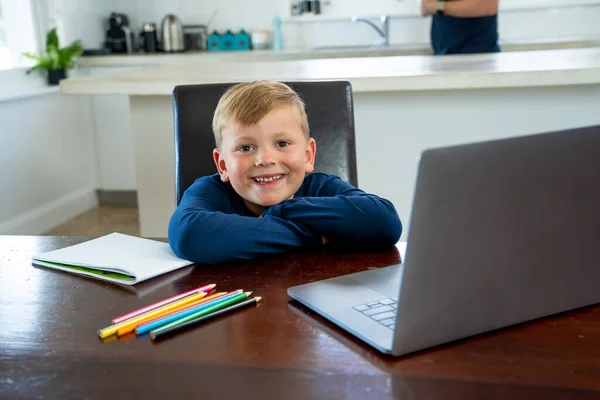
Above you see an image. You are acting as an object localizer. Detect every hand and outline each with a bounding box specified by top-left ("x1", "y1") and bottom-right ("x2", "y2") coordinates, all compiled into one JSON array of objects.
[{"x1": 421, "y1": 0, "x2": 436, "y2": 16}]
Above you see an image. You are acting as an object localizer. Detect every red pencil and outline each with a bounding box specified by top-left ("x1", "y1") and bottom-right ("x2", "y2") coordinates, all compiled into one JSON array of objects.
[{"x1": 111, "y1": 283, "x2": 216, "y2": 324}]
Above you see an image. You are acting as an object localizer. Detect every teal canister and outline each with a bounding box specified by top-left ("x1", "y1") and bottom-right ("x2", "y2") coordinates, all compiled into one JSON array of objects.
[
  {"x1": 207, "y1": 30, "x2": 221, "y2": 51},
  {"x1": 235, "y1": 29, "x2": 251, "y2": 50},
  {"x1": 220, "y1": 30, "x2": 236, "y2": 50}
]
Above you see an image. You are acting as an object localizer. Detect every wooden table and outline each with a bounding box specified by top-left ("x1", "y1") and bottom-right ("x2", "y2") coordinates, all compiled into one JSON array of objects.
[{"x1": 2, "y1": 236, "x2": 600, "y2": 399}]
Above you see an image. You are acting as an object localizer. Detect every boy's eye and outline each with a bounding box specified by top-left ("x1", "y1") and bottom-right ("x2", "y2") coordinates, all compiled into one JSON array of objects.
[
  {"x1": 276, "y1": 141, "x2": 290, "y2": 148},
  {"x1": 238, "y1": 145, "x2": 253, "y2": 152}
]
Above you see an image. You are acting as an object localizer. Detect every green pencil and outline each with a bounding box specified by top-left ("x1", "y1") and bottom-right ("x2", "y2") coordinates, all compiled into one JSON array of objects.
[{"x1": 149, "y1": 291, "x2": 251, "y2": 339}]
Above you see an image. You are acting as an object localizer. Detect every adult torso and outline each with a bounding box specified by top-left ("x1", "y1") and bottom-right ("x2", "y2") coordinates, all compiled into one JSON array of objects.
[{"x1": 431, "y1": 1, "x2": 499, "y2": 55}]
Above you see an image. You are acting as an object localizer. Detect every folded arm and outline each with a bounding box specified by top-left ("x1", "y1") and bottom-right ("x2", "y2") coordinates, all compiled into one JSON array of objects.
[
  {"x1": 264, "y1": 175, "x2": 402, "y2": 249},
  {"x1": 168, "y1": 179, "x2": 321, "y2": 264}
]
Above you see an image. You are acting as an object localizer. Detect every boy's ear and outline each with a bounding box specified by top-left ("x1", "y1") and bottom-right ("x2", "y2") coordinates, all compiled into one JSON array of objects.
[
  {"x1": 213, "y1": 148, "x2": 230, "y2": 182},
  {"x1": 304, "y1": 138, "x2": 317, "y2": 174}
]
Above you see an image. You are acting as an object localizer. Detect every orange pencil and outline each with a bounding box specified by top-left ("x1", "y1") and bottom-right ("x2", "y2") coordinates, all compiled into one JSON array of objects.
[
  {"x1": 111, "y1": 283, "x2": 216, "y2": 324},
  {"x1": 98, "y1": 291, "x2": 207, "y2": 338}
]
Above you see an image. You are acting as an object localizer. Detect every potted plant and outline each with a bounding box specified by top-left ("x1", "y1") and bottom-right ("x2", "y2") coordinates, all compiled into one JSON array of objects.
[{"x1": 23, "y1": 28, "x2": 83, "y2": 86}]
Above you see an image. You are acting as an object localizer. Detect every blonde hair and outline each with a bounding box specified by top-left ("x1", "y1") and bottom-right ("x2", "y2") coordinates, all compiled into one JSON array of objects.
[{"x1": 212, "y1": 80, "x2": 309, "y2": 148}]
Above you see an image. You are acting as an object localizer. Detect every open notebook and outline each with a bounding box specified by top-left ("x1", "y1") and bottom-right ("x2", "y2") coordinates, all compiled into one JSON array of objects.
[{"x1": 31, "y1": 233, "x2": 194, "y2": 285}]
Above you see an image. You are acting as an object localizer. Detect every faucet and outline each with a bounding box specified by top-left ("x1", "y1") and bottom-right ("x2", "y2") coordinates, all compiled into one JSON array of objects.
[{"x1": 351, "y1": 15, "x2": 389, "y2": 47}]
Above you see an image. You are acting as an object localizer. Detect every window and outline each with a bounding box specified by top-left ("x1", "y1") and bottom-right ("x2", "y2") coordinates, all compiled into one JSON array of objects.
[{"x1": 0, "y1": 0, "x2": 38, "y2": 70}]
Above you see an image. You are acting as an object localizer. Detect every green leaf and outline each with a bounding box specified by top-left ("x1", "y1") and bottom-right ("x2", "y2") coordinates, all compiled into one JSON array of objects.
[
  {"x1": 51, "y1": 53, "x2": 61, "y2": 69},
  {"x1": 58, "y1": 40, "x2": 83, "y2": 68},
  {"x1": 25, "y1": 56, "x2": 53, "y2": 73},
  {"x1": 22, "y1": 52, "x2": 42, "y2": 62},
  {"x1": 46, "y1": 28, "x2": 59, "y2": 49}
]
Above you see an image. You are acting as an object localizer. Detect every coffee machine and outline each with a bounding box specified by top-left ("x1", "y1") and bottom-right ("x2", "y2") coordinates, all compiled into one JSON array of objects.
[{"x1": 105, "y1": 12, "x2": 133, "y2": 53}]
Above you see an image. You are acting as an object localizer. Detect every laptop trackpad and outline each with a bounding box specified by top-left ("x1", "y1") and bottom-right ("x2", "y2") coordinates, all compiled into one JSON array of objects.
[{"x1": 348, "y1": 263, "x2": 404, "y2": 300}]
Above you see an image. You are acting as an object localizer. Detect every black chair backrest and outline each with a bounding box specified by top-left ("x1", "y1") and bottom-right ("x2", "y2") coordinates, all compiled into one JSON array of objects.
[{"x1": 173, "y1": 80, "x2": 358, "y2": 205}]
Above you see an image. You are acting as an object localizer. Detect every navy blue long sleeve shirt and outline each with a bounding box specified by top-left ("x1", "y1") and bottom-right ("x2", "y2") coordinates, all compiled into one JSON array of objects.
[{"x1": 168, "y1": 172, "x2": 402, "y2": 264}]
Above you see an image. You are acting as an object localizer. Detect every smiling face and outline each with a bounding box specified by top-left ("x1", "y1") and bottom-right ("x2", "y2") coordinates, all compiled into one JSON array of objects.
[{"x1": 213, "y1": 106, "x2": 316, "y2": 216}]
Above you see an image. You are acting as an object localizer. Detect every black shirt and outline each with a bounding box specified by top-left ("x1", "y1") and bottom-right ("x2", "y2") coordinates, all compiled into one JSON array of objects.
[{"x1": 431, "y1": 12, "x2": 499, "y2": 55}]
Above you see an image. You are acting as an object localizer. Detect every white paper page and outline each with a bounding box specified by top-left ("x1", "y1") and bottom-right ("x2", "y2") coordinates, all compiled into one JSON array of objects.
[{"x1": 32, "y1": 233, "x2": 193, "y2": 284}]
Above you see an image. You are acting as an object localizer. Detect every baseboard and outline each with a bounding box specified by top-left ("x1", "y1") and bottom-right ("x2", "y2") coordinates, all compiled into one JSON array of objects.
[
  {"x1": 96, "y1": 190, "x2": 138, "y2": 207},
  {"x1": 0, "y1": 186, "x2": 98, "y2": 235}
]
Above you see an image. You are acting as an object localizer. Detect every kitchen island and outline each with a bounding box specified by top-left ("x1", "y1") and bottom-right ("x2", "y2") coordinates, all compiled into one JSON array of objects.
[{"x1": 62, "y1": 48, "x2": 600, "y2": 238}]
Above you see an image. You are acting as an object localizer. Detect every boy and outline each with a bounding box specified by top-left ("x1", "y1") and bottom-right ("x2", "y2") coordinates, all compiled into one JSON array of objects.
[{"x1": 168, "y1": 81, "x2": 402, "y2": 264}]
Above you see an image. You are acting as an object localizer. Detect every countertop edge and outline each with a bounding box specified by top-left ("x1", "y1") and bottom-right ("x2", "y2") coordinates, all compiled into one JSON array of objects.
[{"x1": 60, "y1": 67, "x2": 600, "y2": 96}]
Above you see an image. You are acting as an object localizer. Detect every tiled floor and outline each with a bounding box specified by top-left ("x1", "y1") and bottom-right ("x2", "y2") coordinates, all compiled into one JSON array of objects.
[{"x1": 43, "y1": 206, "x2": 140, "y2": 236}]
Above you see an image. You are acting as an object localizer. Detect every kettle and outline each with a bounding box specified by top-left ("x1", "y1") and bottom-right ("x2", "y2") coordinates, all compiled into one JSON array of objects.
[{"x1": 161, "y1": 14, "x2": 185, "y2": 52}]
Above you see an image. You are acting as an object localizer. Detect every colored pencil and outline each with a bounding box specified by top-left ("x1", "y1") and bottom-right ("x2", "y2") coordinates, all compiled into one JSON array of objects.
[
  {"x1": 149, "y1": 292, "x2": 251, "y2": 338},
  {"x1": 114, "y1": 291, "x2": 225, "y2": 336},
  {"x1": 97, "y1": 291, "x2": 206, "y2": 338},
  {"x1": 111, "y1": 283, "x2": 216, "y2": 324},
  {"x1": 135, "y1": 290, "x2": 243, "y2": 335},
  {"x1": 151, "y1": 296, "x2": 261, "y2": 341},
  {"x1": 108, "y1": 292, "x2": 225, "y2": 338}
]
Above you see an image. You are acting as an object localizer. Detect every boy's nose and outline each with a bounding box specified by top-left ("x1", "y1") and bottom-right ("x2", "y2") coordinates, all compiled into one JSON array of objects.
[
  {"x1": 255, "y1": 157, "x2": 276, "y2": 167},
  {"x1": 255, "y1": 149, "x2": 276, "y2": 167}
]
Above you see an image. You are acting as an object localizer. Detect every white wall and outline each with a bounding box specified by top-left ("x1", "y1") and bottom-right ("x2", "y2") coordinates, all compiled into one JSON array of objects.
[
  {"x1": 53, "y1": 0, "x2": 123, "y2": 49},
  {"x1": 0, "y1": 81, "x2": 98, "y2": 234}
]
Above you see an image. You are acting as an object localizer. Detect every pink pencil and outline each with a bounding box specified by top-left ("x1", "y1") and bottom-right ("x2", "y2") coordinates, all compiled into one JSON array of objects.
[{"x1": 111, "y1": 283, "x2": 216, "y2": 324}]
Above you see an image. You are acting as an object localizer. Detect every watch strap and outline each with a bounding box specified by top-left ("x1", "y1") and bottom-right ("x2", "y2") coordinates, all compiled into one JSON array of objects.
[{"x1": 436, "y1": 1, "x2": 445, "y2": 15}]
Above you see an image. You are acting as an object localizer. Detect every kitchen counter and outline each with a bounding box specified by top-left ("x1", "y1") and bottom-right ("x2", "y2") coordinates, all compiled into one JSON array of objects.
[
  {"x1": 63, "y1": 47, "x2": 600, "y2": 95},
  {"x1": 76, "y1": 37, "x2": 600, "y2": 67},
  {"x1": 60, "y1": 47, "x2": 600, "y2": 238}
]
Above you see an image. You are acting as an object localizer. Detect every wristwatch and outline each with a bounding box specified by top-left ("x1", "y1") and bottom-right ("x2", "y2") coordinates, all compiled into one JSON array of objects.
[{"x1": 436, "y1": 0, "x2": 445, "y2": 15}]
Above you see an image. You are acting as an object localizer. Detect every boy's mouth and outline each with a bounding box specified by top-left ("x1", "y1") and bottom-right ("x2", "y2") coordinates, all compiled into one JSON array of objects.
[{"x1": 251, "y1": 174, "x2": 284, "y2": 184}]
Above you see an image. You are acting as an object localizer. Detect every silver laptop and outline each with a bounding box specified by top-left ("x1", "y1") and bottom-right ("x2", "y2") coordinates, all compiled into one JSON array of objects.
[{"x1": 288, "y1": 125, "x2": 600, "y2": 356}]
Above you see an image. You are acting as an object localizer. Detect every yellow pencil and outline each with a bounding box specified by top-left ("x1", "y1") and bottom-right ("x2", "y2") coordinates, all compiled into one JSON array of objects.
[{"x1": 97, "y1": 291, "x2": 206, "y2": 339}]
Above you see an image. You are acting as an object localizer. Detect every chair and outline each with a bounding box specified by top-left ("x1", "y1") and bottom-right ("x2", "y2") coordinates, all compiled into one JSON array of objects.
[{"x1": 172, "y1": 80, "x2": 358, "y2": 206}]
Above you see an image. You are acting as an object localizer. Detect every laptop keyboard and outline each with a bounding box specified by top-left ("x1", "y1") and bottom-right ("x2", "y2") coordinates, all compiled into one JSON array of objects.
[{"x1": 353, "y1": 298, "x2": 397, "y2": 329}]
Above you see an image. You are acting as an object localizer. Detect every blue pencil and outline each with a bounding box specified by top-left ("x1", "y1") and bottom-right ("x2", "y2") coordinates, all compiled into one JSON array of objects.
[{"x1": 135, "y1": 290, "x2": 242, "y2": 335}]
